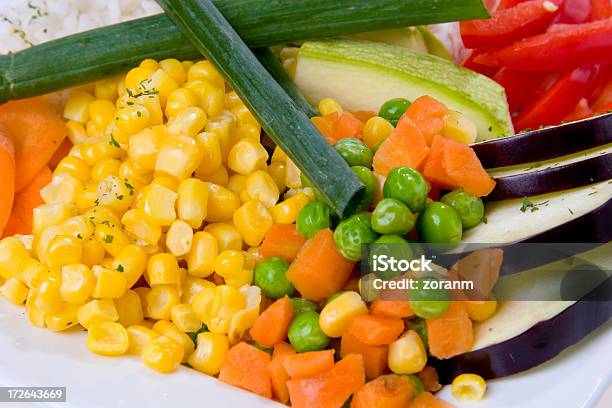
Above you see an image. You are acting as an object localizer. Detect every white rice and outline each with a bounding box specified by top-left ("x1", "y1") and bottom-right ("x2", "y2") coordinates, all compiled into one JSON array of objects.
[{"x1": 0, "y1": 0, "x2": 161, "y2": 54}]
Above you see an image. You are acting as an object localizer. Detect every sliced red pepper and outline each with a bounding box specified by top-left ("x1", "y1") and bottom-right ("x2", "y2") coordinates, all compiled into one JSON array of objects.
[
  {"x1": 592, "y1": 101, "x2": 612, "y2": 116},
  {"x1": 493, "y1": 69, "x2": 551, "y2": 111},
  {"x1": 591, "y1": 0, "x2": 612, "y2": 20},
  {"x1": 461, "y1": 51, "x2": 499, "y2": 78},
  {"x1": 563, "y1": 97, "x2": 592, "y2": 122},
  {"x1": 514, "y1": 65, "x2": 600, "y2": 131},
  {"x1": 460, "y1": 0, "x2": 562, "y2": 49},
  {"x1": 590, "y1": 80, "x2": 612, "y2": 110},
  {"x1": 498, "y1": 0, "x2": 528, "y2": 9},
  {"x1": 475, "y1": 18, "x2": 612, "y2": 70},
  {"x1": 555, "y1": 0, "x2": 591, "y2": 23}
]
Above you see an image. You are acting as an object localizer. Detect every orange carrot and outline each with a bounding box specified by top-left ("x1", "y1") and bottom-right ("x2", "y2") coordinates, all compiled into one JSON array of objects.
[
  {"x1": 273, "y1": 341, "x2": 296, "y2": 359},
  {"x1": 47, "y1": 139, "x2": 72, "y2": 170},
  {"x1": 426, "y1": 302, "x2": 473, "y2": 359},
  {"x1": 260, "y1": 224, "x2": 307, "y2": 262},
  {"x1": 312, "y1": 112, "x2": 338, "y2": 144},
  {"x1": 404, "y1": 96, "x2": 448, "y2": 145},
  {"x1": 443, "y1": 137, "x2": 496, "y2": 197},
  {"x1": 409, "y1": 391, "x2": 455, "y2": 408},
  {"x1": 341, "y1": 331, "x2": 388, "y2": 380},
  {"x1": 0, "y1": 126, "x2": 15, "y2": 236},
  {"x1": 270, "y1": 342, "x2": 296, "y2": 404},
  {"x1": 332, "y1": 112, "x2": 364, "y2": 142},
  {"x1": 351, "y1": 374, "x2": 416, "y2": 408},
  {"x1": 218, "y1": 342, "x2": 272, "y2": 399},
  {"x1": 0, "y1": 97, "x2": 67, "y2": 192},
  {"x1": 372, "y1": 116, "x2": 430, "y2": 176},
  {"x1": 422, "y1": 136, "x2": 461, "y2": 190},
  {"x1": 346, "y1": 314, "x2": 404, "y2": 346},
  {"x1": 448, "y1": 248, "x2": 503, "y2": 300},
  {"x1": 249, "y1": 296, "x2": 293, "y2": 348},
  {"x1": 352, "y1": 111, "x2": 377, "y2": 123},
  {"x1": 2, "y1": 166, "x2": 51, "y2": 237},
  {"x1": 417, "y1": 366, "x2": 442, "y2": 393},
  {"x1": 286, "y1": 228, "x2": 355, "y2": 302},
  {"x1": 283, "y1": 350, "x2": 335, "y2": 379},
  {"x1": 370, "y1": 300, "x2": 414, "y2": 319}
]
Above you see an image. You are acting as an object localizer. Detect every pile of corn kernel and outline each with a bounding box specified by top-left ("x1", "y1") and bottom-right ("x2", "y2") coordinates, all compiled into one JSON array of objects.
[{"x1": 0, "y1": 57, "x2": 314, "y2": 374}]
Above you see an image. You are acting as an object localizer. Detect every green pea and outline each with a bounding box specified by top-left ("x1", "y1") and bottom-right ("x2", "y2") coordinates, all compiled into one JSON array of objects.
[
  {"x1": 408, "y1": 277, "x2": 451, "y2": 319},
  {"x1": 378, "y1": 98, "x2": 411, "y2": 126},
  {"x1": 406, "y1": 374, "x2": 425, "y2": 395},
  {"x1": 334, "y1": 138, "x2": 373, "y2": 168},
  {"x1": 253, "y1": 257, "x2": 294, "y2": 299},
  {"x1": 416, "y1": 202, "x2": 463, "y2": 244},
  {"x1": 440, "y1": 190, "x2": 484, "y2": 229},
  {"x1": 291, "y1": 297, "x2": 319, "y2": 316},
  {"x1": 333, "y1": 214, "x2": 380, "y2": 261},
  {"x1": 351, "y1": 166, "x2": 376, "y2": 213},
  {"x1": 370, "y1": 235, "x2": 414, "y2": 280},
  {"x1": 371, "y1": 198, "x2": 415, "y2": 235},
  {"x1": 288, "y1": 311, "x2": 330, "y2": 352},
  {"x1": 383, "y1": 167, "x2": 428, "y2": 213},
  {"x1": 296, "y1": 202, "x2": 332, "y2": 238},
  {"x1": 407, "y1": 318, "x2": 429, "y2": 350}
]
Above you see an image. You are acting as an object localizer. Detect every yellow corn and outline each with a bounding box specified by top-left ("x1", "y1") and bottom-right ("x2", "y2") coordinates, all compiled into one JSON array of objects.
[
  {"x1": 95, "y1": 76, "x2": 121, "y2": 101},
  {"x1": 194, "y1": 132, "x2": 222, "y2": 176},
  {"x1": 186, "y1": 232, "x2": 218, "y2": 279},
  {"x1": 0, "y1": 278, "x2": 29, "y2": 304},
  {"x1": 139, "y1": 59, "x2": 158, "y2": 70},
  {"x1": 88, "y1": 100, "x2": 116, "y2": 133},
  {"x1": 214, "y1": 250, "x2": 244, "y2": 281},
  {"x1": 18, "y1": 258, "x2": 49, "y2": 289},
  {"x1": 142, "y1": 335, "x2": 184, "y2": 373},
  {"x1": 203, "y1": 223, "x2": 242, "y2": 252},
  {"x1": 388, "y1": 330, "x2": 427, "y2": 374},
  {"x1": 133, "y1": 286, "x2": 150, "y2": 317},
  {"x1": 54, "y1": 156, "x2": 91, "y2": 183},
  {"x1": 186, "y1": 79, "x2": 225, "y2": 117},
  {"x1": 125, "y1": 67, "x2": 155, "y2": 90},
  {"x1": 96, "y1": 175, "x2": 133, "y2": 213},
  {"x1": 90, "y1": 158, "x2": 121, "y2": 182},
  {"x1": 0, "y1": 237, "x2": 31, "y2": 279},
  {"x1": 136, "y1": 93, "x2": 164, "y2": 126},
  {"x1": 60, "y1": 215, "x2": 95, "y2": 242},
  {"x1": 443, "y1": 111, "x2": 478, "y2": 145},
  {"x1": 60, "y1": 264, "x2": 94, "y2": 304},
  {"x1": 244, "y1": 247, "x2": 263, "y2": 270},
  {"x1": 182, "y1": 276, "x2": 216, "y2": 304},
  {"x1": 95, "y1": 222, "x2": 130, "y2": 258},
  {"x1": 227, "y1": 285, "x2": 260, "y2": 344},
  {"x1": 127, "y1": 125, "x2": 166, "y2": 171},
  {"x1": 40, "y1": 172, "x2": 82, "y2": 205},
  {"x1": 146, "y1": 285, "x2": 181, "y2": 321},
  {"x1": 114, "y1": 289, "x2": 144, "y2": 327},
  {"x1": 284, "y1": 158, "x2": 302, "y2": 189},
  {"x1": 233, "y1": 200, "x2": 273, "y2": 247},
  {"x1": 147, "y1": 253, "x2": 181, "y2": 286},
  {"x1": 81, "y1": 239, "x2": 106, "y2": 267},
  {"x1": 319, "y1": 291, "x2": 368, "y2": 338},
  {"x1": 118, "y1": 160, "x2": 153, "y2": 190},
  {"x1": 187, "y1": 60, "x2": 225, "y2": 89},
  {"x1": 239, "y1": 189, "x2": 251, "y2": 204},
  {"x1": 147, "y1": 68, "x2": 179, "y2": 107},
  {"x1": 198, "y1": 166, "x2": 229, "y2": 186},
  {"x1": 34, "y1": 226, "x2": 61, "y2": 266},
  {"x1": 92, "y1": 266, "x2": 127, "y2": 299},
  {"x1": 166, "y1": 220, "x2": 194, "y2": 257},
  {"x1": 152, "y1": 320, "x2": 195, "y2": 362},
  {"x1": 171, "y1": 303, "x2": 202, "y2": 333},
  {"x1": 226, "y1": 174, "x2": 246, "y2": 196},
  {"x1": 26, "y1": 303, "x2": 47, "y2": 327},
  {"x1": 127, "y1": 325, "x2": 160, "y2": 355},
  {"x1": 165, "y1": 88, "x2": 199, "y2": 118},
  {"x1": 176, "y1": 178, "x2": 208, "y2": 229},
  {"x1": 192, "y1": 285, "x2": 246, "y2": 334},
  {"x1": 87, "y1": 321, "x2": 129, "y2": 356},
  {"x1": 155, "y1": 134, "x2": 202, "y2": 181},
  {"x1": 64, "y1": 91, "x2": 95, "y2": 123},
  {"x1": 205, "y1": 114, "x2": 237, "y2": 159},
  {"x1": 224, "y1": 91, "x2": 242, "y2": 109},
  {"x1": 159, "y1": 58, "x2": 187, "y2": 84},
  {"x1": 266, "y1": 162, "x2": 286, "y2": 192},
  {"x1": 112, "y1": 245, "x2": 147, "y2": 289},
  {"x1": 271, "y1": 192, "x2": 310, "y2": 224},
  {"x1": 85, "y1": 205, "x2": 119, "y2": 227},
  {"x1": 66, "y1": 120, "x2": 89, "y2": 144},
  {"x1": 236, "y1": 123, "x2": 260, "y2": 141},
  {"x1": 35, "y1": 277, "x2": 62, "y2": 313},
  {"x1": 245, "y1": 170, "x2": 280, "y2": 209},
  {"x1": 77, "y1": 298, "x2": 118, "y2": 329},
  {"x1": 464, "y1": 299, "x2": 498, "y2": 322},
  {"x1": 47, "y1": 235, "x2": 83, "y2": 268},
  {"x1": 227, "y1": 139, "x2": 268, "y2": 176},
  {"x1": 231, "y1": 105, "x2": 260, "y2": 129},
  {"x1": 140, "y1": 183, "x2": 178, "y2": 226},
  {"x1": 75, "y1": 183, "x2": 99, "y2": 211},
  {"x1": 188, "y1": 332, "x2": 229, "y2": 375},
  {"x1": 204, "y1": 183, "x2": 240, "y2": 223},
  {"x1": 167, "y1": 106, "x2": 207, "y2": 137},
  {"x1": 451, "y1": 373, "x2": 487, "y2": 401},
  {"x1": 122, "y1": 209, "x2": 162, "y2": 246},
  {"x1": 363, "y1": 116, "x2": 394, "y2": 149},
  {"x1": 114, "y1": 104, "x2": 150, "y2": 139},
  {"x1": 271, "y1": 146, "x2": 287, "y2": 164},
  {"x1": 318, "y1": 98, "x2": 343, "y2": 116},
  {"x1": 224, "y1": 268, "x2": 253, "y2": 288},
  {"x1": 45, "y1": 303, "x2": 80, "y2": 331}
]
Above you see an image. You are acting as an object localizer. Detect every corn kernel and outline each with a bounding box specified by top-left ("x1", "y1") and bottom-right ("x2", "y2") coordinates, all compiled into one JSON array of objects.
[
  {"x1": 231, "y1": 105, "x2": 259, "y2": 129},
  {"x1": 60, "y1": 215, "x2": 96, "y2": 241},
  {"x1": 224, "y1": 91, "x2": 241, "y2": 109},
  {"x1": 92, "y1": 265, "x2": 127, "y2": 299},
  {"x1": 153, "y1": 320, "x2": 195, "y2": 361},
  {"x1": 198, "y1": 166, "x2": 229, "y2": 186},
  {"x1": 267, "y1": 162, "x2": 287, "y2": 192},
  {"x1": 159, "y1": 58, "x2": 187, "y2": 84},
  {"x1": 114, "y1": 104, "x2": 150, "y2": 137},
  {"x1": 112, "y1": 245, "x2": 147, "y2": 289},
  {"x1": 75, "y1": 182, "x2": 99, "y2": 211},
  {"x1": 90, "y1": 158, "x2": 121, "y2": 182},
  {"x1": 146, "y1": 285, "x2": 181, "y2": 321},
  {"x1": 166, "y1": 220, "x2": 194, "y2": 257},
  {"x1": 54, "y1": 156, "x2": 91, "y2": 183},
  {"x1": 170, "y1": 303, "x2": 202, "y2": 333},
  {"x1": 85, "y1": 205, "x2": 121, "y2": 228},
  {"x1": 96, "y1": 175, "x2": 133, "y2": 213},
  {"x1": 122, "y1": 209, "x2": 162, "y2": 246},
  {"x1": 226, "y1": 174, "x2": 246, "y2": 196},
  {"x1": 214, "y1": 250, "x2": 244, "y2": 281},
  {"x1": 388, "y1": 330, "x2": 427, "y2": 374},
  {"x1": 18, "y1": 258, "x2": 48, "y2": 289},
  {"x1": 224, "y1": 268, "x2": 253, "y2": 288},
  {"x1": 81, "y1": 239, "x2": 106, "y2": 267},
  {"x1": 155, "y1": 134, "x2": 202, "y2": 181},
  {"x1": 148, "y1": 68, "x2": 179, "y2": 107},
  {"x1": 363, "y1": 116, "x2": 394, "y2": 149},
  {"x1": 128, "y1": 125, "x2": 166, "y2": 171},
  {"x1": 227, "y1": 285, "x2": 261, "y2": 344},
  {"x1": 127, "y1": 325, "x2": 160, "y2": 355},
  {"x1": 64, "y1": 91, "x2": 95, "y2": 123},
  {"x1": 118, "y1": 160, "x2": 153, "y2": 190},
  {"x1": 87, "y1": 321, "x2": 129, "y2": 356},
  {"x1": 47, "y1": 235, "x2": 82, "y2": 268},
  {"x1": 227, "y1": 139, "x2": 268, "y2": 176},
  {"x1": 95, "y1": 222, "x2": 130, "y2": 258},
  {"x1": 443, "y1": 111, "x2": 478, "y2": 145},
  {"x1": 125, "y1": 67, "x2": 154, "y2": 90},
  {"x1": 35, "y1": 277, "x2": 62, "y2": 313},
  {"x1": 177, "y1": 178, "x2": 208, "y2": 229},
  {"x1": 246, "y1": 170, "x2": 280, "y2": 209},
  {"x1": 150, "y1": 175, "x2": 179, "y2": 191},
  {"x1": 137, "y1": 93, "x2": 164, "y2": 126},
  {"x1": 140, "y1": 183, "x2": 177, "y2": 226},
  {"x1": 284, "y1": 158, "x2": 302, "y2": 189},
  {"x1": 95, "y1": 76, "x2": 120, "y2": 101},
  {"x1": 244, "y1": 247, "x2": 263, "y2": 269},
  {"x1": 139, "y1": 59, "x2": 158, "y2": 70},
  {"x1": 40, "y1": 172, "x2": 82, "y2": 205},
  {"x1": 451, "y1": 373, "x2": 487, "y2": 401},
  {"x1": 77, "y1": 298, "x2": 118, "y2": 329},
  {"x1": 133, "y1": 286, "x2": 150, "y2": 317},
  {"x1": 192, "y1": 285, "x2": 245, "y2": 334},
  {"x1": 233, "y1": 200, "x2": 273, "y2": 247},
  {"x1": 45, "y1": 303, "x2": 80, "y2": 331},
  {"x1": 165, "y1": 88, "x2": 199, "y2": 118},
  {"x1": 204, "y1": 183, "x2": 240, "y2": 223},
  {"x1": 27, "y1": 304, "x2": 47, "y2": 327},
  {"x1": 0, "y1": 237, "x2": 31, "y2": 279},
  {"x1": 142, "y1": 335, "x2": 184, "y2": 373},
  {"x1": 239, "y1": 189, "x2": 251, "y2": 204},
  {"x1": 319, "y1": 291, "x2": 368, "y2": 338},
  {"x1": 60, "y1": 264, "x2": 94, "y2": 304},
  {"x1": 236, "y1": 123, "x2": 260, "y2": 142},
  {"x1": 114, "y1": 289, "x2": 144, "y2": 327},
  {"x1": 187, "y1": 61, "x2": 225, "y2": 89},
  {"x1": 182, "y1": 276, "x2": 215, "y2": 304},
  {"x1": 271, "y1": 192, "x2": 310, "y2": 224},
  {"x1": 188, "y1": 332, "x2": 229, "y2": 375},
  {"x1": 185, "y1": 79, "x2": 224, "y2": 117},
  {"x1": 86, "y1": 120, "x2": 103, "y2": 138},
  {"x1": 194, "y1": 132, "x2": 222, "y2": 176},
  {"x1": 318, "y1": 98, "x2": 343, "y2": 116},
  {"x1": 0, "y1": 278, "x2": 29, "y2": 304},
  {"x1": 205, "y1": 114, "x2": 237, "y2": 160},
  {"x1": 88, "y1": 100, "x2": 116, "y2": 132},
  {"x1": 66, "y1": 120, "x2": 88, "y2": 144},
  {"x1": 186, "y1": 232, "x2": 218, "y2": 278},
  {"x1": 464, "y1": 299, "x2": 498, "y2": 322},
  {"x1": 203, "y1": 223, "x2": 242, "y2": 252},
  {"x1": 147, "y1": 253, "x2": 181, "y2": 286},
  {"x1": 167, "y1": 106, "x2": 207, "y2": 137},
  {"x1": 34, "y1": 226, "x2": 61, "y2": 266}
]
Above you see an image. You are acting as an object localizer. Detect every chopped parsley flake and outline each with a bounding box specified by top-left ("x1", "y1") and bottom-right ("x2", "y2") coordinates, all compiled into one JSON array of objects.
[
  {"x1": 116, "y1": 265, "x2": 125, "y2": 273},
  {"x1": 109, "y1": 133, "x2": 120, "y2": 148},
  {"x1": 103, "y1": 235, "x2": 114, "y2": 244}
]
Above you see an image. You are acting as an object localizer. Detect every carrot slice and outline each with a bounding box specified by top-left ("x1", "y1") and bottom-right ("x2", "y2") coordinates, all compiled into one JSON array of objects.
[
  {"x1": 332, "y1": 112, "x2": 364, "y2": 142},
  {"x1": 260, "y1": 224, "x2": 307, "y2": 262},
  {"x1": 370, "y1": 300, "x2": 414, "y2": 319},
  {"x1": 352, "y1": 111, "x2": 377, "y2": 123},
  {"x1": 346, "y1": 314, "x2": 404, "y2": 346},
  {"x1": 351, "y1": 374, "x2": 416, "y2": 408},
  {"x1": 312, "y1": 112, "x2": 338, "y2": 144},
  {"x1": 47, "y1": 139, "x2": 72, "y2": 170},
  {"x1": 249, "y1": 296, "x2": 293, "y2": 348},
  {"x1": 0, "y1": 126, "x2": 15, "y2": 236},
  {"x1": 426, "y1": 302, "x2": 473, "y2": 359},
  {"x1": 2, "y1": 166, "x2": 51, "y2": 237},
  {"x1": 218, "y1": 342, "x2": 272, "y2": 399},
  {"x1": 341, "y1": 331, "x2": 388, "y2": 380},
  {"x1": 405, "y1": 96, "x2": 448, "y2": 145},
  {"x1": 270, "y1": 342, "x2": 296, "y2": 404},
  {"x1": 273, "y1": 341, "x2": 296, "y2": 359},
  {"x1": 422, "y1": 136, "x2": 461, "y2": 190},
  {"x1": 443, "y1": 138, "x2": 496, "y2": 197},
  {"x1": 372, "y1": 116, "x2": 430, "y2": 176},
  {"x1": 286, "y1": 228, "x2": 355, "y2": 302},
  {"x1": 0, "y1": 97, "x2": 67, "y2": 192},
  {"x1": 409, "y1": 391, "x2": 455, "y2": 408},
  {"x1": 283, "y1": 350, "x2": 335, "y2": 379}
]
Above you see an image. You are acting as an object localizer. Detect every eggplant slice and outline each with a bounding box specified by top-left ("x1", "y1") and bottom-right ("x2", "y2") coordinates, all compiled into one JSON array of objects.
[{"x1": 473, "y1": 113, "x2": 612, "y2": 168}]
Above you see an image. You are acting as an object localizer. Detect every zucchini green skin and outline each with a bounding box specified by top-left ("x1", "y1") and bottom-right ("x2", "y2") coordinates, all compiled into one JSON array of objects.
[
  {"x1": 0, "y1": 0, "x2": 488, "y2": 103},
  {"x1": 157, "y1": 0, "x2": 365, "y2": 218}
]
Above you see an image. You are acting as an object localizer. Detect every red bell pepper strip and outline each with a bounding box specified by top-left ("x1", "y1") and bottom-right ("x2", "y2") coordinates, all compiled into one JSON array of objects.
[
  {"x1": 498, "y1": 0, "x2": 528, "y2": 9},
  {"x1": 460, "y1": 0, "x2": 562, "y2": 49},
  {"x1": 514, "y1": 65, "x2": 600, "y2": 131},
  {"x1": 555, "y1": 0, "x2": 591, "y2": 23},
  {"x1": 493, "y1": 69, "x2": 551, "y2": 111},
  {"x1": 591, "y1": 0, "x2": 612, "y2": 20},
  {"x1": 475, "y1": 18, "x2": 612, "y2": 70},
  {"x1": 592, "y1": 102, "x2": 612, "y2": 116},
  {"x1": 563, "y1": 98, "x2": 592, "y2": 122},
  {"x1": 461, "y1": 51, "x2": 499, "y2": 78}
]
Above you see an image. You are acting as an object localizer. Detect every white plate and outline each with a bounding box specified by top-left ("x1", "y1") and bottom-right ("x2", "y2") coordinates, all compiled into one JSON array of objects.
[{"x1": 0, "y1": 301, "x2": 610, "y2": 408}]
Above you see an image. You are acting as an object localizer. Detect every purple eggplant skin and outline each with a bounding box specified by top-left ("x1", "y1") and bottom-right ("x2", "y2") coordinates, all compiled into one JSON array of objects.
[
  {"x1": 473, "y1": 113, "x2": 612, "y2": 169},
  {"x1": 485, "y1": 154, "x2": 612, "y2": 202},
  {"x1": 431, "y1": 277, "x2": 612, "y2": 384}
]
